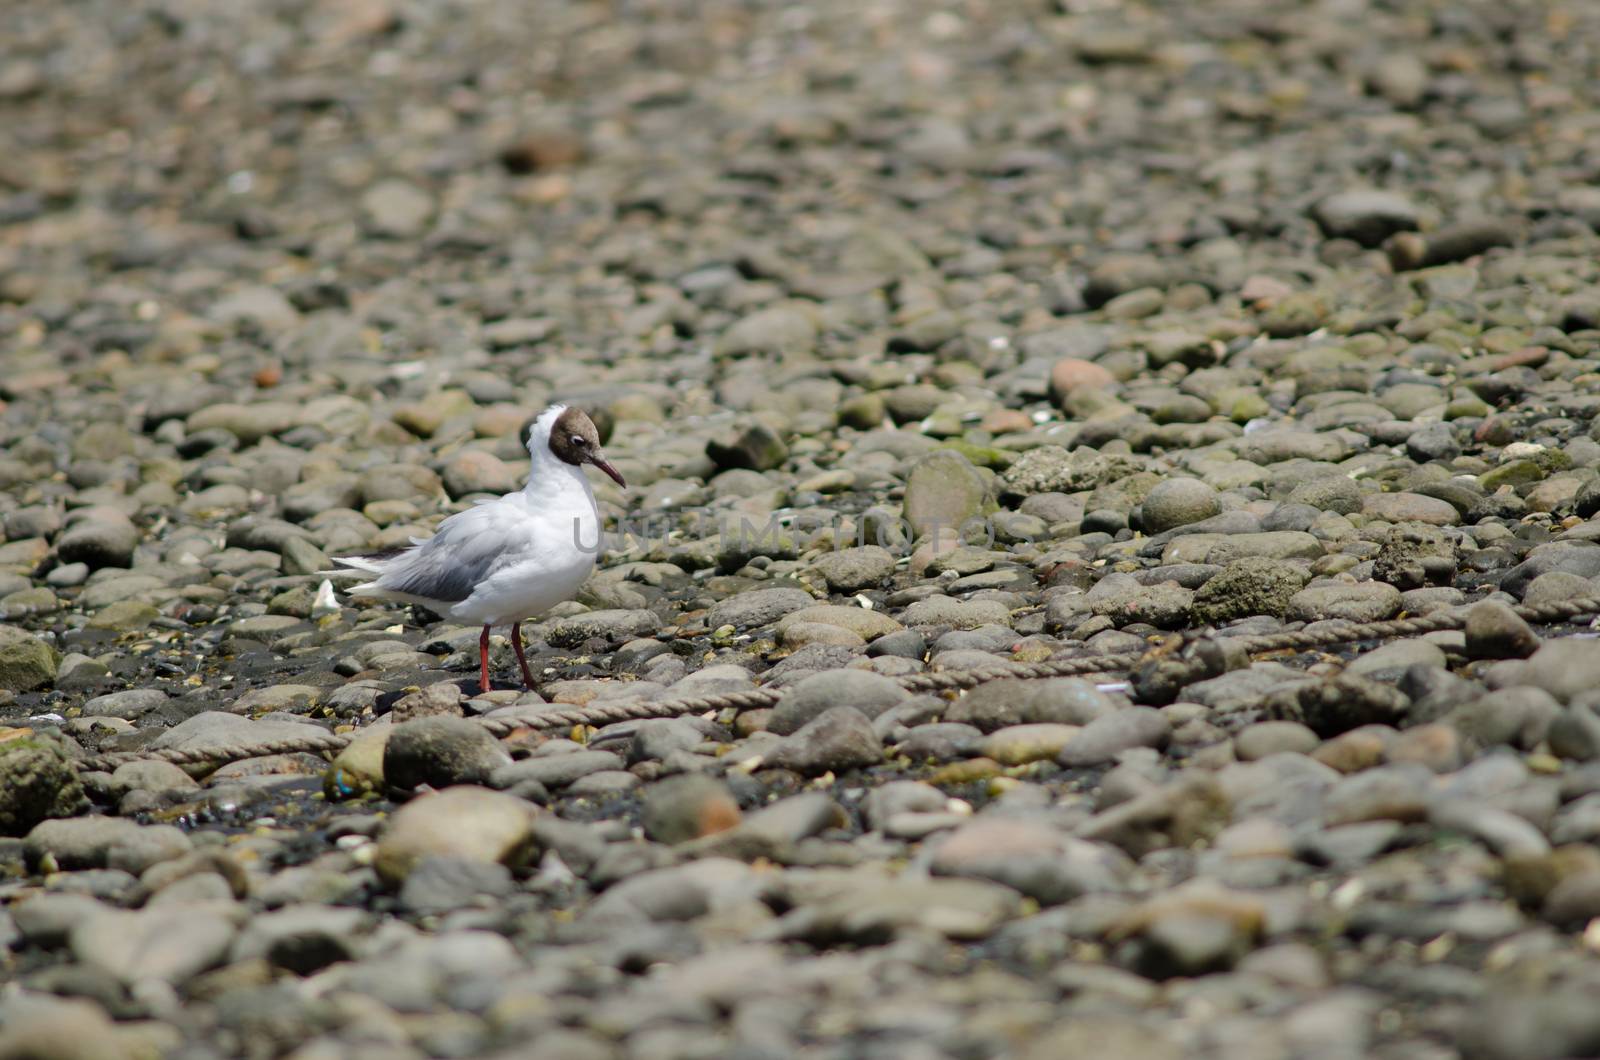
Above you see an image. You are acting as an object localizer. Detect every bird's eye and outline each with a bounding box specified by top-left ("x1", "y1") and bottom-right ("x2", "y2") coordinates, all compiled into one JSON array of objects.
[{"x1": 570, "y1": 435, "x2": 587, "y2": 447}]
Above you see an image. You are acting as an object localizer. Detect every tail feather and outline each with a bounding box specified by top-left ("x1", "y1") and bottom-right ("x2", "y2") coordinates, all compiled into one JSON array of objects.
[{"x1": 322, "y1": 547, "x2": 409, "y2": 580}]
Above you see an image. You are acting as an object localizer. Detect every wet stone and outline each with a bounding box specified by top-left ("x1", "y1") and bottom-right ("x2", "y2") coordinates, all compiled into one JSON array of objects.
[{"x1": 383, "y1": 716, "x2": 513, "y2": 792}]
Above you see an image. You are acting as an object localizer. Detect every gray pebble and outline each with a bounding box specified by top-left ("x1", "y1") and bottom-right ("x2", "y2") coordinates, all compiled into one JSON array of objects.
[
  {"x1": 1058, "y1": 707, "x2": 1171, "y2": 767},
  {"x1": 229, "y1": 904, "x2": 370, "y2": 973},
  {"x1": 542, "y1": 609, "x2": 661, "y2": 648},
  {"x1": 945, "y1": 677, "x2": 1115, "y2": 733},
  {"x1": 70, "y1": 905, "x2": 236, "y2": 986},
  {"x1": 490, "y1": 749, "x2": 623, "y2": 790},
  {"x1": 81, "y1": 688, "x2": 169, "y2": 719},
  {"x1": 1286, "y1": 582, "x2": 1402, "y2": 623},
  {"x1": 811, "y1": 546, "x2": 897, "y2": 592},
  {"x1": 763, "y1": 706, "x2": 883, "y2": 775},
  {"x1": 397, "y1": 856, "x2": 514, "y2": 917},
  {"x1": 767, "y1": 669, "x2": 907, "y2": 735},
  {"x1": 930, "y1": 816, "x2": 1129, "y2": 905},
  {"x1": 1140, "y1": 478, "x2": 1221, "y2": 534},
  {"x1": 56, "y1": 509, "x2": 140, "y2": 570},
  {"x1": 25, "y1": 817, "x2": 192, "y2": 874},
  {"x1": 706, "y1": 586, "x2": 814, "y2": 630},
  {"x1": 641, "y1": 774, "x2": 742, "y2": 845}
]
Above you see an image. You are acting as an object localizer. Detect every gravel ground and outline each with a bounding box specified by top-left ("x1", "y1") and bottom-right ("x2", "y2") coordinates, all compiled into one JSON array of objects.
[{"x1": 6, "y1": 0, "x2": 1600, "y2": 1056}]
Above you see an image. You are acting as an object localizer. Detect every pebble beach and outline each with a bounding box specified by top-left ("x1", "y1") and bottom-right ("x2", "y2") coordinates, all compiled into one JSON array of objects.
[{"x1": 6, "y1": 0, "x2": 1600, "y2": 1057}]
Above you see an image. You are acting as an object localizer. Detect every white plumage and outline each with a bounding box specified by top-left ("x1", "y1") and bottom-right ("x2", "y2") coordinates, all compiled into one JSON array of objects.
[{"x1": 328, "y1": 403, "x2": 624, "y2": 691}]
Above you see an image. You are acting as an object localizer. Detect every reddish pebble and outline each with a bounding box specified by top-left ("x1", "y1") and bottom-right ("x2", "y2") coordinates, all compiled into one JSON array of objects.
[{"x1": 1049, "y1": 358, "x2": 1116, "y2": 400}]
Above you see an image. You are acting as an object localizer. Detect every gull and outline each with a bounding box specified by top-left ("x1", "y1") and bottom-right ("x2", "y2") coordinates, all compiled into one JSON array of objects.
[{"x1": 330, "y1": 404, "x2": 625, "y2": 693}]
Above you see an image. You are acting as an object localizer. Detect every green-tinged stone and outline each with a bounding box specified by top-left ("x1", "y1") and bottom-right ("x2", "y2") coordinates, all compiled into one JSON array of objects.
[
  {"x1": 927, "y1": 758, "x2": 1004, "y2": 785},
  {"x1": 85, "y1": 600, "x2": 159, "y2": 632},
  {"x1": 0, "y1": 626, "x2": 58, "y2": 691},
  {"x1": 1445, "y1": 395, "x2": 1491, "y2": 419},
  {"x1": 904, "y1": 450, "x2": 994, "y2": 539},
  {"x1": 938, "y1": 440, "x2": 1014, "y2": 469},
  {"x1": 0, "y1": 730, "x2": 88, "y2": 835},
  {"x1": 1480, "y1": 460, "x2": 1544, "y2": 491},
  {"x1": 323, "y1": 725, "x2": 390, "y2": 800}
]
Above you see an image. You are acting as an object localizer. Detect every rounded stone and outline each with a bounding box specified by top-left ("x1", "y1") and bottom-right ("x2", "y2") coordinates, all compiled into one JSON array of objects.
[
  {"x1": 903, "y1": 450, "x2": 991, "y2": 541},
  {"x1": 1057, "y1": 707, "x2": 1171, "y2": 767},
  {"x1": 0, "y1": 732, "x2": 88, "y2": 836},
  {"x1": 1286, "y1": 582, "x2": 1403, "y2": 623},
  {"x1": 1234, "y1": 721, "x2": 1320, "y2": 761},
  {"x1": 1464, "y1": 600, "x2": 1540, "y2": 660},
  {"x1": 374, "y1": 785, "x2": 539, "y2": 886},
  {"x1": 768, "y1": 669, "x2": 908, "y2": 736},
  {"x1": 0, "y1": 627, "x2": 57, "y2": 692},
  {"x1": 56, "y1": 509, "x2": 141, "y2": 570},
  {"x1": 811, "y1": 546, "x2": 897, "y2": 592},
  {"x1": 764, "y1": 706, "x2": 884, "y2": 776},
  {"x1": 640, "y1": 774, "x2": 742, "y2": 845},
  {"x1": 1285, "y1": 476, "x2": 1364, "y2": 515},
  {"x1": 706, "y1": 586, "x2": 814, "y2": 630},
  {"x1": 384, "y1": 716, "x2": 514, "y2": 792},
  {"x1": 1140, "y1": 478, "x2": 1222, "y2": 534}
]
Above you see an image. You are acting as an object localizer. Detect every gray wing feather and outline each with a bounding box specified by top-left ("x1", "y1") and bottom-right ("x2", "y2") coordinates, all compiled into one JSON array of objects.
[{"x1": 376, "y1": 514, "x2": 515, "y2": 604}]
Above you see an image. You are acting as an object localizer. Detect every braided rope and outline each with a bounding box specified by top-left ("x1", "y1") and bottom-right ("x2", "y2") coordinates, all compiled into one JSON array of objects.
[{"x1": 71, "y1": 593, "x2": 1600, "y2": 775}]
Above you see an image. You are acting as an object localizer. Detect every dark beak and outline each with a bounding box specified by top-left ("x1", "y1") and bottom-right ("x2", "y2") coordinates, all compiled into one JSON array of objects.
[{"x1": 591, "y1": 453, "x2": 626, "y2": 488}]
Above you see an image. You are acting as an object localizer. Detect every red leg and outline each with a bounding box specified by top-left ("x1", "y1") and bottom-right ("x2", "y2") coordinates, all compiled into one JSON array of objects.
[
  {"x1": 478, "y1": 624, "x2": 492, "y2": 693},
  {"x1": 511, "y1": 621, "x2": 537, "y2": 689}
]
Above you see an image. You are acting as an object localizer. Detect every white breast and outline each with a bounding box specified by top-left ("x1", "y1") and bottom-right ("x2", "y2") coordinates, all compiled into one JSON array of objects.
[{"x1": 445, "y1": 464, "x2": 603, "y2": 627}]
